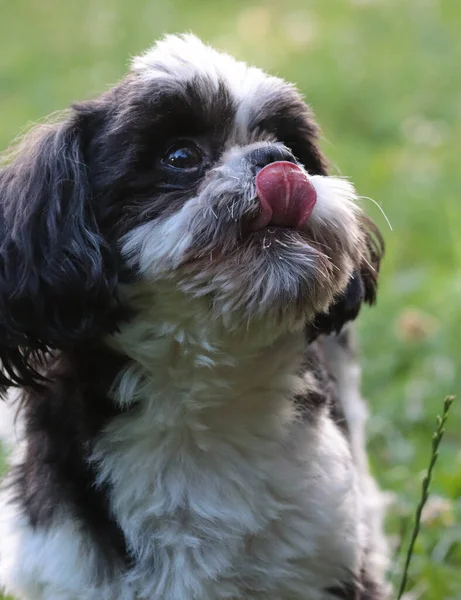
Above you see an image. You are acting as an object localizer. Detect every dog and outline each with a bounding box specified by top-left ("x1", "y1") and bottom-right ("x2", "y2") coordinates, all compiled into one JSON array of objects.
[{"x1": 0, "y1": 34, "x2": 388, "y2": 600}]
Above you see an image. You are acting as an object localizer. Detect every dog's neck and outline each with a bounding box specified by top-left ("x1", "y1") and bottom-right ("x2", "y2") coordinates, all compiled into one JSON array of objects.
[
  {"x1": 106, "y1": 286, "x2": 310, "y2": 440},
  {"x1": 92, "y1": 293, "x2": 357, "y2": 597}
]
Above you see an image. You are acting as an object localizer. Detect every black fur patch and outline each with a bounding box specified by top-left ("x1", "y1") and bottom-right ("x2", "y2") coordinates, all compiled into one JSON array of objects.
[
  {"x1": 326, "y1": 569, "x2": 386, "y2": 599},
  {"x1": 308, "y1": 271, "x2": 365, "y2": 342},
  {"x1": 249, "y1": 88, "x2": 328, "y2": 176},
  {"x1": 82, "y1": 76, "x2": 237, "y2": 238},
  {"x1": 7, "y1": 345, "x2": 132, "y2": 573},
  {"x1": 327, "y1": 581, "x2": 360, "y2": 599},
  {"x1": 307, "y1": 214, "x2": 384, "y2": 344},
  {"x1": 0, "y1": 118, "x2": 122, "y2": 388},
  {"x1": 294, "y1": 340, "x2": 348, "y2": 433}
]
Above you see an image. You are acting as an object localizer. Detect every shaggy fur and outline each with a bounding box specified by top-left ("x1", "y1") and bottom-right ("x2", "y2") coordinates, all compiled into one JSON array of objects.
[{"x1": 0, "y1": 34, "x2": 388, "y2": 599}]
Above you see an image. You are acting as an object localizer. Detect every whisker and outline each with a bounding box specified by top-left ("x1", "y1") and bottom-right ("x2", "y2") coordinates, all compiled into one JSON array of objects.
[{"x1": 358, "y1": 196, "x2": 393, "y2": 232}]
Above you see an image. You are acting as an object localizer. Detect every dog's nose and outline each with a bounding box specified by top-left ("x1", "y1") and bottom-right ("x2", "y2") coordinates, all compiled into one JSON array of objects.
[{"x1": 246, "y1": 145, "x2": 297, "y2": 175}]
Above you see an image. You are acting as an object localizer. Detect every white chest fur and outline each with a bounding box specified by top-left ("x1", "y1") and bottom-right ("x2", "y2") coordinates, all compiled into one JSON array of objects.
[
  {"x1": 0, "y1": 322, "x2": 366, "y2": 600},
  {"x1": 90, "y1": 326, "x2": 365, "y2": 600}
]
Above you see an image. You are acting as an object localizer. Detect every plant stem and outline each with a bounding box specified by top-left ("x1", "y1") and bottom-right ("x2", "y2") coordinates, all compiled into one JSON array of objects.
[{"x1": 396, "y1": 395, "x2": 455, "y2": 600}]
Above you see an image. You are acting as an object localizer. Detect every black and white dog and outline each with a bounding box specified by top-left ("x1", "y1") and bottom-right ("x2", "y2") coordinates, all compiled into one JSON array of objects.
[{"x1": 0, "y1": 34, "x2": 388, "y2": 599}]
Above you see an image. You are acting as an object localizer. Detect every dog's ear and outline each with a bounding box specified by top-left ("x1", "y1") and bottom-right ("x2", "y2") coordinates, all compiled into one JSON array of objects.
[
  {"x1": 0, "y1": 112, "x2": 119, "y2": 389},
  {"x1": 308, "y1": 216, "x2": 384, "y2": 341}
]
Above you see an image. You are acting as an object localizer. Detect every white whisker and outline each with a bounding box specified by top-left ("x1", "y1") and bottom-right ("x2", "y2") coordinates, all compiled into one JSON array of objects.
[{"x1": 358, "y1": 196, "x2": 393, "y2": 232}]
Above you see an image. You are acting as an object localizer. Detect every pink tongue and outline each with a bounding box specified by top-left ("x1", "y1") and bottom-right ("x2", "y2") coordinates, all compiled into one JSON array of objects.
[{"x1": 253, "y1": 161, "x2": 317, "y2": 231}]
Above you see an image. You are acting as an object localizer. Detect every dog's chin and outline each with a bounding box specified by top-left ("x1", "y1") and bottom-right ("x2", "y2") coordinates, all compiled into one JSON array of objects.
[{"x1": 174, "y1": 226, "x2": 355, "y2": 336}]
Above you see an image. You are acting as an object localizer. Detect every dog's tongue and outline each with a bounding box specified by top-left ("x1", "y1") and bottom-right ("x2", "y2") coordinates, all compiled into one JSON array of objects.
[{"x1": 253, "y1": 161, "x2": 317, "y2": 231}]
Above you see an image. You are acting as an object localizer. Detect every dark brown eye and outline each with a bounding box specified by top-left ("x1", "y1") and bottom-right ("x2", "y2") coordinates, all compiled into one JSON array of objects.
[{"x1": 162, "y1": 142, "x2": 203, "y2": 170}]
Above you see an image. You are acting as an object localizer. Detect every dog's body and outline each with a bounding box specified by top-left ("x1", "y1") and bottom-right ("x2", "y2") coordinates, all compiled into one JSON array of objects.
[{"x1": 0, "y1": 35, "x2": 388, "y2": 599}]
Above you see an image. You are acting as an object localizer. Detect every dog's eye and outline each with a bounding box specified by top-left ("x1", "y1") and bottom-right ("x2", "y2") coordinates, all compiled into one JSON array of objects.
[{"x1": 162, "y1": 142, "x2": 203, "y2": 170}]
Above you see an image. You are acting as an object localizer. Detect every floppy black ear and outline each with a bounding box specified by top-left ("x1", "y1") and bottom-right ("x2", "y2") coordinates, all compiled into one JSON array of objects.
[
  {"x1": 308, "y1": 216, "x2": 384, "y2": 341},
  {"x1": 0, "y1": 114, "x2": 119, "y2": 388}
]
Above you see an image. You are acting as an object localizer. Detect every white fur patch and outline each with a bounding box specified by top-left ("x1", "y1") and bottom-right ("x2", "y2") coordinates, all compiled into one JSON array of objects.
[
  {"x1": 132, "y1": 34, "x2": 289, "y2": 138},
  {"x1": 121, "y1": 203, "x2": 197, "y2": 277},
  {"x1": 0, "y1": 490, "x2": 131, "y2": 600},
  {"x1": 310, "y1": 176, "x2": 360, "y2": 228},
  {"x1": 96, "y1": 323, "x2": 365, "y2": 599}
]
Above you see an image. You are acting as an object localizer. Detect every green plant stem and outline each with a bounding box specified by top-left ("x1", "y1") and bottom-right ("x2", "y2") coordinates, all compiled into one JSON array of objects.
[{"x1": 396, "y1": 395, "x2": 455, "y2": 600}]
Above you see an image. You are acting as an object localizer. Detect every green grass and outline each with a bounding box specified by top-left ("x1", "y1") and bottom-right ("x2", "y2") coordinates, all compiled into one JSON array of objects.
[{"x1": 1, "y1": 0, "x2": 460, "y2": 598}]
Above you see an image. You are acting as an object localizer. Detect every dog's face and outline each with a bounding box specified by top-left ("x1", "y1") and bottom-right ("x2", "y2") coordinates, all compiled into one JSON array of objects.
[{"x1": 0, "y1": 35, "x2": 382, "y2": 386}]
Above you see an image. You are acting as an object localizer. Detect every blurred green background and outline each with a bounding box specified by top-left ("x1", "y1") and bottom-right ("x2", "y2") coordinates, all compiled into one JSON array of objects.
[{"x1": 0, "y1": 0, "x2": 460, "y2": 598}]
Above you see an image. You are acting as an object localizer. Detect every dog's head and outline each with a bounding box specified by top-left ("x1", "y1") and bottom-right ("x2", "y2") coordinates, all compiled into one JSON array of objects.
[{"x1": 0, "y1": 34, "x2": 383, "y2": 387}]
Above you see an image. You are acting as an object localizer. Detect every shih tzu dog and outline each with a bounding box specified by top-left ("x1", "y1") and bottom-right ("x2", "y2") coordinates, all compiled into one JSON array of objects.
[{"x1": 0, "y1": 34, "x2": 388, "y2": 600}]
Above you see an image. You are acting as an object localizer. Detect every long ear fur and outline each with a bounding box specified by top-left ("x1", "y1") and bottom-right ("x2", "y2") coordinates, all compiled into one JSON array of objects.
[
  {"x1": 308, "y1": 216, "x2": 385, "y2": 341},
  {"x1": 0, "y1": 115, "x2": 119, "y2": 389}
]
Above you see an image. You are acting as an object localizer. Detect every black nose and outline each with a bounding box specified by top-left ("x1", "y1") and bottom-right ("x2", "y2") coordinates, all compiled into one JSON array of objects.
[{"x1": 246, "y1": 145, "x2": 297, "y2": 174}]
